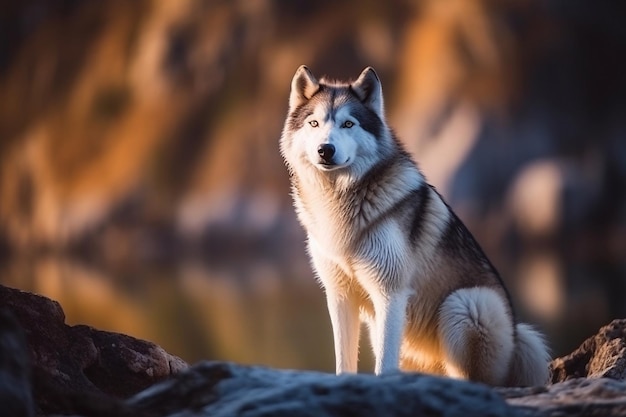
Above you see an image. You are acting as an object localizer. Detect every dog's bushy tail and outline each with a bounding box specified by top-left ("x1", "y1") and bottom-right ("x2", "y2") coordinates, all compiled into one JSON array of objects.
[{"x1": 506, "y1": 323, "x2": 551, "y2": 386}]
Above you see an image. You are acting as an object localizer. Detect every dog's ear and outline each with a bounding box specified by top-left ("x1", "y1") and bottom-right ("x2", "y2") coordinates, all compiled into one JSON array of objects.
[
  {"x1": 351, "y1": 67, "x2": 384, "y2": 117},
  {"x1": 289, "y1": 65, "x2": 319, "y2": 110}
]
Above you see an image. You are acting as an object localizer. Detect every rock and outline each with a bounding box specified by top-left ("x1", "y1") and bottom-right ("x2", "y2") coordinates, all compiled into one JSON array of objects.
[
  {"x1": 499, "y1": 378, "x2": 626, "y2": 417},
  {"x1": 125, "y1": 361, "x2": 520, "y2": 417},
  {"x1": 0, "y1": 309, "x2": 34, "y2": 417},
  {"x1": 551, "y1": 319, "x2": 626, "y2": 383},
  {"x1": 0, "y1": 285, "x2": 187, "y2": 415},
  {"x1": 119, "y1": 362, "x2": 626, "y2": 417}
]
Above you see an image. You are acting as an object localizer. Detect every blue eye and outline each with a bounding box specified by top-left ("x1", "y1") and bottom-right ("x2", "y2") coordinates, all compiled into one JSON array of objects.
[
  {"x1": 309, "y1": 120, "x2": 319, "y2": 127},
  {"x1": 342, "y1": 121, "x2": 354, "y2": 128}
]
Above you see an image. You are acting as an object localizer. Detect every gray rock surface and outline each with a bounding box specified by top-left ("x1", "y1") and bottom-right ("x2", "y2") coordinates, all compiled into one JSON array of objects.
[
  {"x1": 0, "y1": 309, "x2": 34, "y2": 417},
  {"x1": 500, "y1": 378, "x2": 626, "y2": 417},
  {"x1": 551, "y1": 319, "x2": 626, "y2": 383},
  {"x1": 122, "y1": 362, "x2": 626, "y2": 417},
  {"x1": 127, "y1": 361, "x2": 520, "y2": 417}
]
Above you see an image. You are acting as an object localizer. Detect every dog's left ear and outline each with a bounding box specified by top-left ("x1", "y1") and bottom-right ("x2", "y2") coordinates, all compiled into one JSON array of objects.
[{"x1": 352, "y1": 67, "x2": 384, "y2": 117}]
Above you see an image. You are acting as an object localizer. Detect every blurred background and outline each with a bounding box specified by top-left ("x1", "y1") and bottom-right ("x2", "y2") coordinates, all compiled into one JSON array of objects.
[{"x1": 1, "y1": 0, "x2": 625, "y2": 372}]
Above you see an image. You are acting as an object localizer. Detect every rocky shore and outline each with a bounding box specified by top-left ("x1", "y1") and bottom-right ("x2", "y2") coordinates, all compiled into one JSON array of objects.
[{"x1": 2, "y1": 284, "x2": 626, "y2": 417}]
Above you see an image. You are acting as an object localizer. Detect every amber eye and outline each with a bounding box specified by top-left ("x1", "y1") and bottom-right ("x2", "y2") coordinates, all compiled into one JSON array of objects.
[
  {"x1": 342, "y1": 120, "x2": 354, "y2": 128},
  {"x1": 309, "y1": 120, "x2": 319, "y2": 127}
]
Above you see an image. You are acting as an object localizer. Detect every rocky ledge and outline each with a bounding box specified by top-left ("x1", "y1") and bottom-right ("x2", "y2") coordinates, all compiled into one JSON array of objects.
[
  {"x1": 0, "y1": 285, "x2": 187, "y2": 416},
  {"x1": 2, "y1": 284, "x2": 626, "y2": 417}
]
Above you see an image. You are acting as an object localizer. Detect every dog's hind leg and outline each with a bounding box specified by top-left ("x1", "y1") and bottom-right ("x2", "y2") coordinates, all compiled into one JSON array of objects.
[{"x1": 437, "y1": 287, "x2": 515, "y2": 385}]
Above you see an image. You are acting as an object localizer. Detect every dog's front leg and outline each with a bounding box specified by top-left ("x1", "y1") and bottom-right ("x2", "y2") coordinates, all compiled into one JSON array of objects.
[
  {"x1": 371, "y1": 290, "x2": 409, "y2": 374},
  {"x1": 325, "y1": 288, "x2": 360, "y2": 374},
  {"x1": 309, "y1": 240, "x2": 360, "y2": 374}
]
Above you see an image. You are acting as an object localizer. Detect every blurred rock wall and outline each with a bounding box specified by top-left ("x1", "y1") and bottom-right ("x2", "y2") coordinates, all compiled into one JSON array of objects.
[{"x1": 1, "y1": 0, "x2": 625, "y2": 344}]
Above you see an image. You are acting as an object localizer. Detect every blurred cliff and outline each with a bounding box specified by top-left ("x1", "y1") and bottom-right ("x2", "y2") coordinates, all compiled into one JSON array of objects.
[{"x1": 1, "y1": 0, "x2": 625, "y2": 366}]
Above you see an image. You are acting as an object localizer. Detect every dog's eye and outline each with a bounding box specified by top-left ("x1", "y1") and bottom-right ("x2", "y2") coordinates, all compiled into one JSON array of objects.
[
  {"x1": 342, "y1": 121, "x2": 354, "y2": 128},
  {"x1": 309, "y1": 120, "x2": 319, "y2": 128}
]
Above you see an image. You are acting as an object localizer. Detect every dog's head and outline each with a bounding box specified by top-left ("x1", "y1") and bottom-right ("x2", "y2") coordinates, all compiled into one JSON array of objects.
[{"x1": 281, "y1": 66, "x2": 391, "y2": 178}]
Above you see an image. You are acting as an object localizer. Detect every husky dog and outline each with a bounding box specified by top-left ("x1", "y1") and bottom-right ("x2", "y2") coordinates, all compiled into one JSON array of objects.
[{"x1": 280, "y1": 66, "x2": 550, "y2": 386}]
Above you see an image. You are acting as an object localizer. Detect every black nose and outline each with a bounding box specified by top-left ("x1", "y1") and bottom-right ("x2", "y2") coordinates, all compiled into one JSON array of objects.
[{"x1": 317, "y1": 143, "x2": 336, "y2": 162}]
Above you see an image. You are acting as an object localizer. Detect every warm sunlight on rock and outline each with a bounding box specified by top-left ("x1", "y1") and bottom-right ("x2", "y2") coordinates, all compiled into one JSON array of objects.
[
  {"x1": 517, "y1": 252, "x2": 564, "y2": 320},
  {"x1": 407, "y1": 102, "x2": 480, "y2": 194},
  {"x1": 508, "y1": 160, "x2": 563, "y2": 238}
]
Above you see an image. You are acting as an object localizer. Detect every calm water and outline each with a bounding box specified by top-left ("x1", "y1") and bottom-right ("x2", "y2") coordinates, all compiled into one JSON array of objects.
[
  {"x1": 1, "y1": 251, "x2": 375, "y2": 371},
  {"x1": 1, "y1": 246, "x2": 622, "y2": 371}
]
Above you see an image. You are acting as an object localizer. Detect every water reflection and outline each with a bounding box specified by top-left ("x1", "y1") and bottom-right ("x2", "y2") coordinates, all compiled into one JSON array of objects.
[
  {"x1": 0, "y1": 253, "x2": 342, "y2": 371},
  {"x1": 0, "y1": 248, "x2": 623, "y2": 371}
]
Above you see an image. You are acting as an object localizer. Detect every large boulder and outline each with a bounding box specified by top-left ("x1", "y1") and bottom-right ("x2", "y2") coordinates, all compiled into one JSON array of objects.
[
  {"x1": 551, "y1": 319, "x2": 626, "y2": 383},
  {"x1": 0, "y1": 285, "x2": 187, "y2": 415},
  {"x1": 121, "y1": 362, "x2": 626, "y2": 417},
  {"x1": 125, "y1": 361, "x2": 519, "y2": 417}
]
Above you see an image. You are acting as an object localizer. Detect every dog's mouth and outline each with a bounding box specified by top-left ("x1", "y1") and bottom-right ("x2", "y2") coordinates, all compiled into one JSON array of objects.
[{"x1": 317, "y1": 158, "x2": 350, "y2": 171}]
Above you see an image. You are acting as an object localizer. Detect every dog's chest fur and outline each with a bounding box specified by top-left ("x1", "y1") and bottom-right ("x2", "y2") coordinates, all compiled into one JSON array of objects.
[{"x1": 291, "y1": 159, "x2": 424, "y2": 263}]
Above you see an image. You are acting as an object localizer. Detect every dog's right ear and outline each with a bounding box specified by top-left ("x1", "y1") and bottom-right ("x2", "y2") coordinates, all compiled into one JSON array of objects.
[{"x1": 289, "y1": 65, "x2": 319, "y2": 110}]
